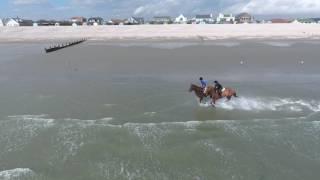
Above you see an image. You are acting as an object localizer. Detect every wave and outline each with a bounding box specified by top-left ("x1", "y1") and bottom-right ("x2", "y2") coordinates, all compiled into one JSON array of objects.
[
  {"x1": 0, "y1": 168, "x2": 35, "y2": 180},
  {"x1": 199, "y1": 97, "x2": 320, "y2": 112},
  {"x1": 262, "y1": 41, "x2": 294, "y2": 47}
]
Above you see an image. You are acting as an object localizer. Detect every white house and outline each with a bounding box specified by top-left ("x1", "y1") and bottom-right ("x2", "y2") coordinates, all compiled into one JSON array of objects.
[
  {"x1": 4, "y1": 18, "x2": 20, "y2": 27},
  {"x1": 0, "y1": 19, "x2": 3, "y2": 27},
  {"x1": 194, "y1": 14, "x2": 214, "y2": 24},
  {"x1": 216, "y1": 13, "x2": 235, "y2": 24},
  {"x1": 291, "y1": 19, "x2": 301, "y2": 24},
  {"x1": 33, "y1": 22, "x2": 38, "y2": 27},
  {"x1": 127, "y1": 17, "x2": 144, "y2": 25},
  {"x1": 175, "y1": 14, "x2": 187, "y2": 24}
]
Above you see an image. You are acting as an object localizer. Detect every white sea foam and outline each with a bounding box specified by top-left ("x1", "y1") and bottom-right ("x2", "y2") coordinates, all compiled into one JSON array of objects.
[
  {"x1": 104, "y1": 104, "x2": 116, "y2": 107},
  {"x1": 100, "y1": 117, "x2": 114, "y2": 121},
  {"x1": 0, "y1": 168, "x2": 35, "y2": 180},
  {"x1": 262, "y1": 41, "x2": 294, "y2": 47},
  {"x1": 143, "y1": 112, "x2": 156, "y2": 117},
  {"x1": 213, "y1": 42, "x2": 240, "y2": 47},
  {"x1": 8, "y1": 114, "x2": 55, "y2": 124},
  {"x1": 199, "y1": 97, "x2": 320, "y2": 112}
]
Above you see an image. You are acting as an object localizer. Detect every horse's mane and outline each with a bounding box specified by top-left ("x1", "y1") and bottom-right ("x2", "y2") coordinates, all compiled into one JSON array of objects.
[{"x1": 191, "y1": 84, "x2": 202, "y2": 90}]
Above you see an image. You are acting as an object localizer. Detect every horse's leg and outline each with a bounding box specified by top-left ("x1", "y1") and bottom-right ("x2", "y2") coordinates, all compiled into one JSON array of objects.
[
  {"x1": 199, "y1": 97, "x2": 203, "y2": 104},
  {"x1": 211, "y1": 99, "x2": 215, "y2": 108}
]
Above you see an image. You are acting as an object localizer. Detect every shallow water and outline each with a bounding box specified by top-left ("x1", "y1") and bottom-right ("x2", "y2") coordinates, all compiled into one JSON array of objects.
[{"x1": 0, "y1": 40, "x2": 320, "y2": 180}]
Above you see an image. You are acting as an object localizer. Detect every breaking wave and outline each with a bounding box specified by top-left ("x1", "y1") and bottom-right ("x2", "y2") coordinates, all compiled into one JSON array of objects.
[
  {"x1": 0, "y1": 168, "x2": 35, "y2": 180},
  {"x1": 262, "y1": 41, "x2": 294, "y2": 47},
  {"x1": 200, "y1": 96, "x2": 320, "y2": 112}
]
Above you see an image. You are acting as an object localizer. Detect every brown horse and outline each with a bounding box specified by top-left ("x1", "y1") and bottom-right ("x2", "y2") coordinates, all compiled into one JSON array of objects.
[
  {"x1": 204, "y1": 85, "x2": 238, "y2": 106},
  {"x1": 189, "y1": 84, "x2": 208, "y2": 103}
]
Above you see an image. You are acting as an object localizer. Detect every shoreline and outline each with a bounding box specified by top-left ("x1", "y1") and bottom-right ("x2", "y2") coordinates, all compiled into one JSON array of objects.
[{"x1": 1, "y1": 24, "x2": 320, "y2": 42}]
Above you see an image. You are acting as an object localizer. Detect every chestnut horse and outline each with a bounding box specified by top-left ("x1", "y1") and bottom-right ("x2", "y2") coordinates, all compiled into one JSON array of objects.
[
  {"x1": 204, "y1": 85, "x2": 238, "y2": 106},
  {"x1": 189, "y1": 84, "x2": 208, "y2": 103}
]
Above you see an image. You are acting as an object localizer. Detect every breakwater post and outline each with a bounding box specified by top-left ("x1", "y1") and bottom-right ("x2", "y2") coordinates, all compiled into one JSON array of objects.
[{"x1": 44, "y1": 39, "x2": 87, "y2": 53}]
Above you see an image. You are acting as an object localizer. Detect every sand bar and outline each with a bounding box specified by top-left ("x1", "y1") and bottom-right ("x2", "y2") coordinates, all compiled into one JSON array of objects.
[{"x1": 1, "y1": 24, "x2": 320, "y2": 42}]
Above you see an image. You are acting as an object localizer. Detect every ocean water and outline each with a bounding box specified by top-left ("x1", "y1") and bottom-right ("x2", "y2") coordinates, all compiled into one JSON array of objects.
[{"x1": 0, "y1": 40, "x2": 320, "y2": 180}]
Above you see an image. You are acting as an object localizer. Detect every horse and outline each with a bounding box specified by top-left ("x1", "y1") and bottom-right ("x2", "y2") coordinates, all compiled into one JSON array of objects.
[
  {"x1": 204, "y1": 85, "x2": 238, "y2": 106},
  {"x1": 189, "y1": 84, "x2": 208, "y2": 103}
]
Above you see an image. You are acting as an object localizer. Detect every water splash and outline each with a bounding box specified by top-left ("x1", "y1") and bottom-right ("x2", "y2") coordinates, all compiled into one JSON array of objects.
[{"x1": 200, "y1": 97, "x2": 320, "y2": 112}]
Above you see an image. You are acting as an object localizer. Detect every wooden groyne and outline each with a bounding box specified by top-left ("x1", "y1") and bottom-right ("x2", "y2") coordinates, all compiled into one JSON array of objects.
[{"x1": 45, "y1": 39, "x2": 86, "y2": 53}]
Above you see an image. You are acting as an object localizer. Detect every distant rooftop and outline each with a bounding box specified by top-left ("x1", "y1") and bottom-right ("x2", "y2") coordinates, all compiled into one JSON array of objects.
[{"x1": 195, "y1": 15, "x2": 211, "y2": 19}]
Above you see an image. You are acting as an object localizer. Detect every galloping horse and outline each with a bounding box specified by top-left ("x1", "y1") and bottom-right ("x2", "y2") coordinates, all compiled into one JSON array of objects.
[
  {"x1": 204, "y1": 85, "x2": 238, "y2": 106},
  {"x1": 189, "y1": 84, "x2": 208, "y2": 103}
]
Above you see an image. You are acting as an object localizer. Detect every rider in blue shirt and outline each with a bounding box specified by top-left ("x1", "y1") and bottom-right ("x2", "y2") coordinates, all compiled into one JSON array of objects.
[{"x1": 199, "y1": 77, "x2": 207, "y2": 94}]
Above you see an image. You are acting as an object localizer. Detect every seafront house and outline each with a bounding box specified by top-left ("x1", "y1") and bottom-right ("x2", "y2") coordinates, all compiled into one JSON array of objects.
[
  {"x1": 88, "y1": 17, "x2": 104, "y2": 26},
  {"x1": 235, "y1": 12, "x2": 253, "y2": 24},
  {"x1": 18, "y1": 19, "x2": 34, "y2": 26},
  {"x1": 127, "y1": 17, "x2": 144, "y2": 25},
  {"x1": 71, "y1": 16, "x2": 87, "y2": 25},
  {"x1": 311, "y1": 18, "x2": 320, "y2": 23},
  {"x1": 37, "y1": 20, "x2": 56, "y2": 26},
  {"x1": 58, "y1": 21, "x2": 73, "y2": 26},
  {"x1": 151, "y1": 16, "x2": 172, "y2": 24},
  {"x1": 107, "y1": 19, "x2": 126, "y2": 25},
  {"x1": 194, "y1": 14, "x2": 214, "y2": 24},
  {"x1": 174, "y1": 14, "x2": 188, "y2": 24},
  {"x1": 216, "y1": 13, "x2": 235, "y2": 24},
  {"x1": 3, "y1": 18, "x2": 20, "y2": 26},
  {"x1": 270, "y1": 19, "x2": 291, "y2": 23},
  {"x1": 297, "y1": 18, "x2": 318, "y2": 24}
]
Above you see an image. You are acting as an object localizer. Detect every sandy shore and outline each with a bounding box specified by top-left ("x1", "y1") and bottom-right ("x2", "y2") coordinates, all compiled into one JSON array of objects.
[{"x1": 1, "y1": 24, "x2": 320, "y2": 42}]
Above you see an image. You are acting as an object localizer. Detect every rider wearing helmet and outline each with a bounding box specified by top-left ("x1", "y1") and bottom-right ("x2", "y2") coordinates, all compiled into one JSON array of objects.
[{"x1": 214, "y1": 80, "x2": 223, "y2": 96}]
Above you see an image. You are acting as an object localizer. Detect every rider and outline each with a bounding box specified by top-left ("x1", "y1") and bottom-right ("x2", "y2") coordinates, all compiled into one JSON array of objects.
[
  {"x1": 214, "y1": 80, "x2": 223, "y2": 96},
  {"x1": 199, "y1": 77, "x2": 208, "y2": 94}
]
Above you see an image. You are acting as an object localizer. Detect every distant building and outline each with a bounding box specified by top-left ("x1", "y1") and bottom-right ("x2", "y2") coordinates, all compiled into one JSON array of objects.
[
  {"x1": 194, "y1": 14, "x2": 214, "y2": 24},
  {"x1": 271, "y1": 19, "x2": 291, "y2": 23},
  {"x1": 71, "y1": 16, "x2": 87, "y2": 25},
  {"x1": 127, "y1": 17, "x2": 144, "y2": 25},
  {"x1": 312, "y1": 18, "x2": 320, "y2": 23},
  {"x1": 0, "y1": 19, "x2": 3, "y2": 27},
  {"x1": 107, "y1": 19, "x2": 125, "y2": 25},
  {"x1": 175, "y1": 14, "x2": 187, "y2": 24},
  {"x1": 236, "y1": 12, "x2": 253, "y2": 24},
  {"x1": 18, "y1": 19, "x2": 34, "y2": 26},
  {"x1": 298, "y1": 18, "x2": 317, "y2": 24},
  {"x1": 88, "y1": 17, "x2": 104, "y2": 26},
  {"x1": 291, "y1": 19, "x2": 301, "y2": 24},
  {"x1": 58, "y1": 21, "x2": 73, "y2": 26},
  {"x1": 152, "y1": 16, "x2": 172, "y2": 24},
  {"x1": 37, "y1": 20, "x2": 56, "y2": 26},
  {"x1": 33, "y1": 22, "x2": 38, "y2": 27},
  {"x1": 216, "y1": 13, "x2": 235, "y2": 24},
  {"x1": 3, "y1": 18, "x2": 20, "y2": 26}
]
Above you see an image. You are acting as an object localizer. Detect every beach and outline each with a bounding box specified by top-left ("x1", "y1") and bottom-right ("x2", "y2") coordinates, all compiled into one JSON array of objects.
[
  {"x1": 1, "y1": 24, "x2": 320, "y2": 42},
  {"x1": 0, "y1": 33, "x2": 320, "y2": 179}
]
